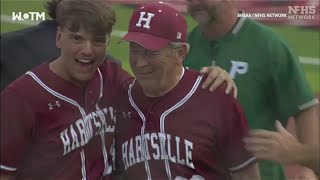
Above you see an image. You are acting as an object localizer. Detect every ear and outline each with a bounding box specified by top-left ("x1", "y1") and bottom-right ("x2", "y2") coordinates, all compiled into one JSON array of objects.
[
  {"x1": 105, "y1": 35, "x2": 110, "y2": 52},
  {"x1": 56, "y1": 26, "x2": 63, "y2": 48},
  {"x1": 176, "y1": 44, "x2": 188, "y2": 65},
  {"x1": 106, "y1": 35, "x2": 110, "y2": 45}
]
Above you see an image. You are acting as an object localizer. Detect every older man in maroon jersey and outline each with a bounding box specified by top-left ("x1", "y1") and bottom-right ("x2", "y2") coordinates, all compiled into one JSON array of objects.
[{"x1": 114, "y1": 2, "x2": 260, "y2": 180}]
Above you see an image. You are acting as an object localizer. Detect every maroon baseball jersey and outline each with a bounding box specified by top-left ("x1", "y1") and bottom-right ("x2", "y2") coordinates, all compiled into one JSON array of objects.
[
  {"x1": 1, "y1": 60, "x2": 132, "y2": 180},
  {"x1": 114, "y1": 69, "x2": 256, "y2": 180}
]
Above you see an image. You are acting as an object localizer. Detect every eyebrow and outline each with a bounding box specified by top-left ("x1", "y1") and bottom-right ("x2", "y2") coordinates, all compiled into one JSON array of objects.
[{"x1": 68, "y1": 33, "x2": 83, "y2": 38}]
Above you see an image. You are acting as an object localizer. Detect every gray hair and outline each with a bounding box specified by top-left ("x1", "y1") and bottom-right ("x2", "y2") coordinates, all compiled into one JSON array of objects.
[{"x1": 169, "y1": 42, "x2": 190, "y2": 53}]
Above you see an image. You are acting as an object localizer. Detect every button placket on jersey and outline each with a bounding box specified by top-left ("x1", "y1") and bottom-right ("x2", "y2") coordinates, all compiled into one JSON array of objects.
[
  {"x1": 145, "y1": 106, "x2": 157, "y2": 131},
  {"x1": 144, "y1": 97, "x2": 162, "y2": 132},
  {"x1": 210, "y1": 41, "x2": 220, "y2": 66}
]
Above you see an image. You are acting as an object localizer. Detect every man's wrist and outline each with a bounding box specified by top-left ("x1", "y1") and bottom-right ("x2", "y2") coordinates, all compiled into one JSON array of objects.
[
  {"x1": 293, "y1": 143, "x2": 309, "y2": 164},
  {"x1": 295, "y1": 144, "x2": 317, "y2": 166}
]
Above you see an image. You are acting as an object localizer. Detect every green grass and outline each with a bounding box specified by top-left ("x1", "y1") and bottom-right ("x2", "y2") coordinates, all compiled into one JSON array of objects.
[
  {"x1": 1, "y1": 1, "x2": 319, "y2": 92},
  {"x1": 303, "y1": 64, "x2": 320, "y2": 92},
  {"x1": 270, "y1": 25, "x2": 320, "y2": 58}
]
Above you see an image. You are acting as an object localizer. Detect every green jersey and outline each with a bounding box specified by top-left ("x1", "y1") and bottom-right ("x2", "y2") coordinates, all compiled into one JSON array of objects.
[{"x1": 185, "y1": 17, "x2": 318, "y2": 180}]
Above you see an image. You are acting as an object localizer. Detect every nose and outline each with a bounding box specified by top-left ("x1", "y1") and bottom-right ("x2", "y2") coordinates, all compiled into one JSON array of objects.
[
  {"x1": 81, "y1": 40, "x2": 93, "y2": 57},
  {"x1": 134, "y1": 55, "x2": 149, "y2": 67}
]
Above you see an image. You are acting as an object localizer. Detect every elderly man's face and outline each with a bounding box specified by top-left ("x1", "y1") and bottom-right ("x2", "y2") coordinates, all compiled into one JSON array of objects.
[{"x1": 129, "y1": 42, "x2": 179, "y2": 95}]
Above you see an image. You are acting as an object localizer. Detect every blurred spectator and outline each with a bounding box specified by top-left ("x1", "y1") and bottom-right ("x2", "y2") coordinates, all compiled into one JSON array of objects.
[{"x1": 184, "y1": 0, "x2": 319, "y2": 180}]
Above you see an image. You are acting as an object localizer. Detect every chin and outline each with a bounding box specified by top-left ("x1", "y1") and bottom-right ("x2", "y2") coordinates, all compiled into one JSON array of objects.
[{"x1": 137, "y1": 78, "x2": 155, "y2": 88}]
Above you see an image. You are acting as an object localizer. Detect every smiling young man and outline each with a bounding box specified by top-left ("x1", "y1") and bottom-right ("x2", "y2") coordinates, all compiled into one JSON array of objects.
[
  {"x1": 0, "y1": 0, "x2": 132, "y2": 179},
  {"x1": 114, "y1": 2, "x2": 260, "y2": 180},
  {"x1": 1, "y1": 0, "x2": 122, "y2": 92}
]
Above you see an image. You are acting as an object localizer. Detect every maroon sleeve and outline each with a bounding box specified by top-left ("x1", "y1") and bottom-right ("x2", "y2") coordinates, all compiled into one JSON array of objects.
[
  {"x1": 1, "y1": 86, "x2": 35, "y2": 172},
  {"x1": 216, "y1": 95, "x2": 256, "y2": 172}
]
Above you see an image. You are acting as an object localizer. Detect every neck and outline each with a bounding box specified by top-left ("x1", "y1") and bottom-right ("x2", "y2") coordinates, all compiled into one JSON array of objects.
[
  {"x1": 202, "y1": 8, "x2": 239, "y2": 40},
  {"x1": 49, "y1": 58, "x2": 87, "y2": 88},
  {"x1": 143, "y1": 67, "x2": 184, "y2": 97}
]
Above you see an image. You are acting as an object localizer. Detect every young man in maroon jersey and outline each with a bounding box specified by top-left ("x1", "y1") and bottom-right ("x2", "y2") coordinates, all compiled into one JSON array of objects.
[
  {"x1": 114, "y1": 2, "x2": 260, "y2": 180},
  {"x1": 0, "y1": 0, "x2": 237, "y2": 179},
  {"x1": 0, "y1": 0, "x2": 129, "y2": 179},
  {"x1": 1, "y1": 0, "x2": 122, "y2": 92}
]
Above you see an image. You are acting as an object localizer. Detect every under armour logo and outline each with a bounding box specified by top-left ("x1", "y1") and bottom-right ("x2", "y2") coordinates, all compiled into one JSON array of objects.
[
  {"x1": 136, "y1": 12, "x2": 155, "y2": 29},
  {"x1": 122, "y1": 112, "x2": 132, "y2": 119},
  {"x1": 48, "y1": 101, "x2": 61, "y2": 110}
]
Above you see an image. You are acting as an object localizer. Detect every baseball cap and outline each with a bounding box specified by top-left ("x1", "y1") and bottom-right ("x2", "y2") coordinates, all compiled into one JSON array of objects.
[{"x1": 121, "y1": 2, "x2": 187, "y2": 51}]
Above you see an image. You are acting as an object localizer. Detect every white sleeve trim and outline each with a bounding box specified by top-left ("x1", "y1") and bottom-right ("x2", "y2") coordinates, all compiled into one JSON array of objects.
[
  {"x1": 228, "y1": 157, "x2": 256, "y2": 171},
  {"x1": 0, "y1": 164, "x2": 17, "y2": 171},
  {"x1": 298, "y1": 98, "x2": 319, "y2": 111}
]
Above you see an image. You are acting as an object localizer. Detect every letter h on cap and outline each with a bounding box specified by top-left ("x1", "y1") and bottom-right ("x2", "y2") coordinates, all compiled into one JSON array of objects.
[{"x1": 136, "y1": 12, "x2": 155, "y2": 29}]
